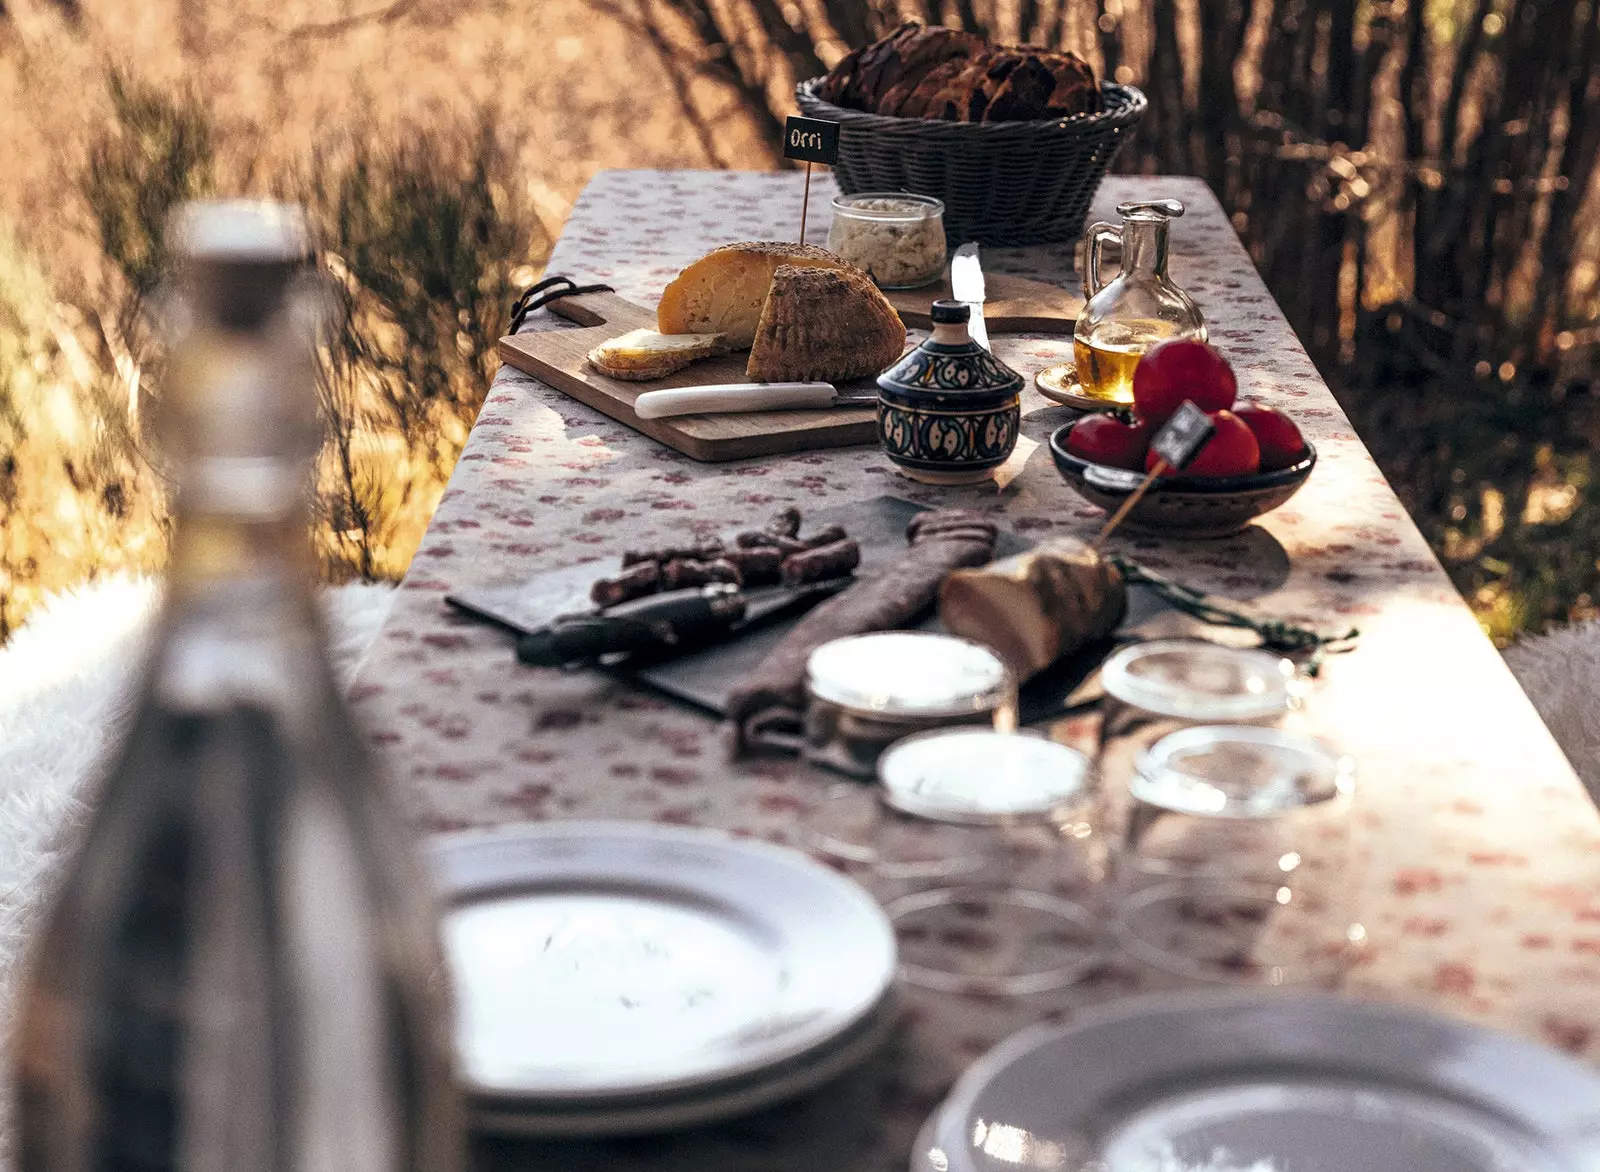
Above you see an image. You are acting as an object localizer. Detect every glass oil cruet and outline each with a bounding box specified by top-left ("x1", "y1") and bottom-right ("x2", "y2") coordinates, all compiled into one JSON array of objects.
[
  {"x1": 1073, "y1": 199, "x2": 1207, "y2": 405},
  {"x1": 12, "y1": 201, "x2": 462, "y2": 1172}
]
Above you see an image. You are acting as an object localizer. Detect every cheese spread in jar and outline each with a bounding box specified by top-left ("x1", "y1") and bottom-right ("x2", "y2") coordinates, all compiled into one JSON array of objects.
[{"x1": 827, "y1": 193, "x2": 946, "y2": 290}]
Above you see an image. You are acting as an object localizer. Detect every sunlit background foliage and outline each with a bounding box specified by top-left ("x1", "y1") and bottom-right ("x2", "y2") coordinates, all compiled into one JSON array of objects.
[{"x1": 0, "y1": 0, "x2": 1595, "y2": 644}]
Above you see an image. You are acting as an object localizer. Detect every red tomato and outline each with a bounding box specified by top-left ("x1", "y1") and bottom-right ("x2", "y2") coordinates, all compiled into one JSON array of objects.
[
  {"x1": 1132, "y1": 339, "x2": 1238, "y2": 423},
  {"x1": 1064, "y1": 412, "x2": 1151, "y2": 471},
  {"x1": 1232, "y1": 402, "x2": 1307, "y2": 472},
  {"x1": 1146, "y1": 409, "x2": 1260, "y2": 478}
]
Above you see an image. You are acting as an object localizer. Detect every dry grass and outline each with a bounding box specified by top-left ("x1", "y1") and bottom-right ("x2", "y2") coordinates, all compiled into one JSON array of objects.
[
  {"x1": 0, "y1": 0, "x2": 778, "y2": 638},
  {"x1": 0, "y1": 224, "x2": 166, "y2": 635}
]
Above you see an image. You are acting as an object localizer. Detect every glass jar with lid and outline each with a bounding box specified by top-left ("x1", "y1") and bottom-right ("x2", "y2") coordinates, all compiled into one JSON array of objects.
[
  {"x1": 1113, "y1": 724, "x2": 1359, "y2": 987},
  {"x1": 827, "y1": 193, "x2": 946, "y2": 289},
  {"x1": 802, "y1": 631, "x2": 1017, "y2": 779},
  {"x1": 1087, "y1": 638, "x2": 1359, "y2": 987},
  {"x1": 806, "y1": 728, "x2": 1108, "y2": 997}
]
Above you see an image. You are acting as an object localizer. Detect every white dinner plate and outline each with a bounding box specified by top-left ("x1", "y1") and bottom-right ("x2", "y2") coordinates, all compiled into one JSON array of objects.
[
  {"x1": 918, "y1": 991, "x2": 1600, "y2": 1172},
  {"x1": 430, "y1": 821, "x2": 897, "y2": 1103},
  {"x1": 470, "y1": 993, "x2": 899, "y2": 1137}
]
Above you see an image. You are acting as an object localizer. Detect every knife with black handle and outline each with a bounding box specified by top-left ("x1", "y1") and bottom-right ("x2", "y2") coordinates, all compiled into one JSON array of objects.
[
  {"x1": 516, "y1": 583, "x2": 747, "y2": 668},
  {"x1": 514, "y1": 577, "x2": 855, "y2": 668}
]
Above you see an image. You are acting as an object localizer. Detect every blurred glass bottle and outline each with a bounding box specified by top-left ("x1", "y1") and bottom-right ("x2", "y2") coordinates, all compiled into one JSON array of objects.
[{"x1": 13, "y1": 201, "x2": 461, "y2": 1172}]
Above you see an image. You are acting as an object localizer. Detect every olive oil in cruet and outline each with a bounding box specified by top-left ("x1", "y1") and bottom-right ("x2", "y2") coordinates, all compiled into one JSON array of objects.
[{"x1": 1072, "y1": 200, "x2": 1207, "y2": 405}]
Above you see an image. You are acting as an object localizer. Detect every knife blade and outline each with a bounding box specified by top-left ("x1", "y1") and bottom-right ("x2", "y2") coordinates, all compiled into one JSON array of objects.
[
  {"x1": 513, "y1": 578, "x2": 854, "y2": 668},
  {"x1": 634, "y1": 382, "x2": 878, "y2": 420},
  {"x1": 950, "y1": 241, "x2": 990, "y2": 352}
]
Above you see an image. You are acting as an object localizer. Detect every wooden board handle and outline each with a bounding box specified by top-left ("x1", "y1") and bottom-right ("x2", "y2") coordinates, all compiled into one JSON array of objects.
[{"x1": 544, "y1": 292, "x2": 629, "y2": 329}]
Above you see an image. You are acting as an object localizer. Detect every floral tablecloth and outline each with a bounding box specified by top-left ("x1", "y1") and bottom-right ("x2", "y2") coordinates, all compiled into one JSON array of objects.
[{"x1": 350, "y1": 171, "x2": 1600, "y2": 1171}]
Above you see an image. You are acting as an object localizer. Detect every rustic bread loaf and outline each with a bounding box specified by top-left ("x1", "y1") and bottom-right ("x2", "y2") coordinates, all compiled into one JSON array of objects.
[
  {"x1": 746, "y1": 265, "x2": 905, "y2": 383},
  {"x1": 817, "y1": 21, "x2": 1101, "y2": 122}
]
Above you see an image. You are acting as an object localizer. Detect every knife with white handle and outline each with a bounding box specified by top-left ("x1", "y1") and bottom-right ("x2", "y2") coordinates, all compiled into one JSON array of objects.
[
  {"x1": 633, "y1": 382, "x2": 878, "y2": 419},
  {"x1": 950, "y1": 241, "x2": 990, "y2": 351}
]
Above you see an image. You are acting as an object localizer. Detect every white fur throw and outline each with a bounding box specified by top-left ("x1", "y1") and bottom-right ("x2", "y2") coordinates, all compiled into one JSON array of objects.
[
  {"x1": 1502, "y1": 620, "x2": 1600, "y2": 803},
  {"x1": 0, "y1": 573, "x2": 395, "y2": 1164}
]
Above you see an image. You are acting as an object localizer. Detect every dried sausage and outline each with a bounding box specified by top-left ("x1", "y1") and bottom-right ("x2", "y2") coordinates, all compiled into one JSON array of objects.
[{"x1": 780, "y1": 538, "x2": 861, "y2": 586}]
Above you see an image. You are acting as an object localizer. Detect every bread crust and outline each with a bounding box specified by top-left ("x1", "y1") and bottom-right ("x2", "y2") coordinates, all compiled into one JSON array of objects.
[
  {"x1": 817, "y1": 21, "x2": 1101, "y2": 122},
  {"x1": 746, "y1": 265, "x2": 906, "y2": 383}
]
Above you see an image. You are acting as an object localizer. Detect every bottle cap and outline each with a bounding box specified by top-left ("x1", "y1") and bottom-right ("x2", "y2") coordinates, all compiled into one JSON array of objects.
[
  {"x1": 158, "y1": 201, "x2": 321, "y2": 496},
  {"x1": 930, "y1": 299, "x2": 971, "y2": 324},
  {"x1": 1100, "y1": 639, "x2": 1293, "y2": 721},
  {"x1": 806, "y1": 631, "x2": 1013, "y2": 719},
  {"x1": 170, "y1": 201, "x2": 310, "y2": 264},
  {"x1": 1131, "y1": 725, "x2": 1354, "y2": 818},
  {"x1": 169, "y1": 200, "x2": 311, "y2": 330}
]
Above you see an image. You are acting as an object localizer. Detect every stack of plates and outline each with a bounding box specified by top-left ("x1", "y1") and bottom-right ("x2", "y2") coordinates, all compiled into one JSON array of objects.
[
  {"x1": 913, "y1": 992, "x2": 1600, "y2": 1172},
  {"x1": 430, "y1": 822, "x2": 898, "y2": 1137}
]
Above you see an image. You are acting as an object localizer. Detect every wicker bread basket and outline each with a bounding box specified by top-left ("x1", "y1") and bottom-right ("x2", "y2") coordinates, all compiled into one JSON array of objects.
[{"x1": 795, "y1": 77, "x2": 1146, "y2": 247}]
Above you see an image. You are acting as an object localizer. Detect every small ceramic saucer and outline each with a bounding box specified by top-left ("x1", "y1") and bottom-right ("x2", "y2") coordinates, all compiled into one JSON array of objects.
[{"x1": 1034, "y1": 361, "x2": 1130, "y2": 412}]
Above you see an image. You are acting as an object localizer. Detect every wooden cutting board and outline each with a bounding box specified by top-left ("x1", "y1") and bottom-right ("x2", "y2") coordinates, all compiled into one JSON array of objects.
[
  {"x1": 498, "y1": 290, "x2": 881, "y2": 463},
  {"x1": 884, "y1": 271, "x2": 1080, "y2": 332},
  {"x1": 495, "y1": 274, "x2": 1078, "y2": 464}
]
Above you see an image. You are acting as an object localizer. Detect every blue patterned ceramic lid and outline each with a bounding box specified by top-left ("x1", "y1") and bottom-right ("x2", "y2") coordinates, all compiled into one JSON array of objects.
[{"x1": 877, "y1": 302, "x2": 1025, "y2": 400}]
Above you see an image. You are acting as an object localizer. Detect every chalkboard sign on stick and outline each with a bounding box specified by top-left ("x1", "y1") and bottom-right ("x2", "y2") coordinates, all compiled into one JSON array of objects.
[
  {"x1": 783, "y1": 116, "x2": 841, "y2": 165},
  {"x1": 1149, "y1": 401, "x2": 1217, "y2": 471},
  {"x1": 783, "y1": 115, "x2": 840, "y2": 244},
  {"x1": 1094, "y1": 402, "x2": 1218, "y2": 547}
]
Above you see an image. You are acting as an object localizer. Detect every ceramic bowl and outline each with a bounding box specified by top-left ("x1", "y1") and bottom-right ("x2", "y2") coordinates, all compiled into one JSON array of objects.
[
  {"x1": 1048, "y1": 420, "x2": 1316, "y2": 538},
  {"x1": 877, "y1": 330, "x2": 1025, "y2": 486}
]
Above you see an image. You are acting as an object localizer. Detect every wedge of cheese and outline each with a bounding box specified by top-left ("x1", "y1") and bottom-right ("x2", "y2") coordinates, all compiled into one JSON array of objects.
[
  {"x1": 587, "y1": 328, "x2": 729, "y2": 381},
  {"x1": 657, "y1": 242, "x2": 848, "y2": 347}
]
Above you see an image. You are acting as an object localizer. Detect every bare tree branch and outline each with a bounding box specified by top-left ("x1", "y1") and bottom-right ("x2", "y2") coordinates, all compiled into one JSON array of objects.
[
  {"x1": 584, "y1": 0, "x2": 733, "y2": 167},
  {"x1": 238, "y1": 0, "x2": 421, "y2": 42}
]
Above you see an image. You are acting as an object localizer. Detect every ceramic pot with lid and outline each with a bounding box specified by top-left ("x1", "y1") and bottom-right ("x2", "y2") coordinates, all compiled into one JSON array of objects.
[{"x1": 876, "y1": 301, "x2": 1024, "y2": 486}]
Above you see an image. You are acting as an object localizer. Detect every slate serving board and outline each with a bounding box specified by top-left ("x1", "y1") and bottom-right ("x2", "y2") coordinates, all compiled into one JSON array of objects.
[{"x1": 448, "y1": 495, "x2": 1170, "y2": 727}]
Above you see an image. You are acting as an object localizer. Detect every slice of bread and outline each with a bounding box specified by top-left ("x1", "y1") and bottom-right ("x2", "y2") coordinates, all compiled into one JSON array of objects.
[{"x1": 587, "y1": 328, "x2": 728, "y2": 381}]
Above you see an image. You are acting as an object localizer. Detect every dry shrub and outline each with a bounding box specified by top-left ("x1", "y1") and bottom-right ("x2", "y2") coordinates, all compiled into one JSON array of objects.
[
  {"x1": 0, "y1": 226, "x2": 166, "y2": 640},
  {"x1": 0, "y1": 67, "x2": 547, "y2": 637},
  {"x1": 303, "y1": 115, "x2": 544, "y2": 582},
  {"x1": 84, "y1": 69, "x2": 215, "y2": 305}
]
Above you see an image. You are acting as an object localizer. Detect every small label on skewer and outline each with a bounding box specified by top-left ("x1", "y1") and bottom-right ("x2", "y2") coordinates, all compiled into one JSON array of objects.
[
  {"x1": 783, "y1": 116, "x2": 840, "y2": 164},
  {"x1": 1093, "y1": 401, "x2": 1218, "y2": 548},
  {"x1": 1149, "y1": 400, "x2": 1216, "y2": 471}
]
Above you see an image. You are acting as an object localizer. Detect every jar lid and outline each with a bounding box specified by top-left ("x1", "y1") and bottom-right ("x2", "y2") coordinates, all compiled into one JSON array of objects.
[
  {"x1": 930, "y1": 299, "x2": 970, "y2": 324},
  {"x1": 1100, "y1": 639, "x2": 1293, "y2": 721},
  {"x1": 806, "y1": 632, "x2": 1014, "y2": 719},
  {"x1": 876, "y1": 328, "x2": 1026, "y2": 397},
  {"x1": 1131, "y1": 725, "x2": 1355, "y2": 819},
  {"x1": 878, "y1": 730, "x2": 1094, "y2": 825},
  {"x1": 830, "y1": 192, "x2": 944, "y2": 220}
]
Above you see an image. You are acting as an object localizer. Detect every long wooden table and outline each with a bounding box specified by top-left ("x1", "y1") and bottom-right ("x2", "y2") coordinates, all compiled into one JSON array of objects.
[{"x1": 350, "y1": 170, "x2": 1600, "y2": 1171}]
